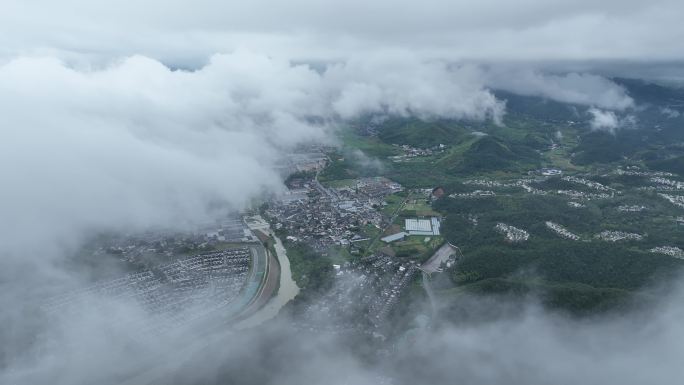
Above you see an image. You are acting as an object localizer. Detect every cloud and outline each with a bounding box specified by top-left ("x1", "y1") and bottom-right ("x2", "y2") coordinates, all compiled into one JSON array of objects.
[
  {"x1": 0, "y1": 52, "x2": 509, "y2": 263},
  {"x1": 588, "y1": 107, "x2": 620, "y2": 133},
  {"x1": 0, "y1": 52, "x2": 330, "y2": 381},
  {"x1": 485, "y1": 69, "x2": 635, "y2": 110},
  {"x1": 346, "y1": 149, "x2": 385, "y2": 174},
  {"x1": 327, "y1": 56, "x2": 505, "y2": 123},
  {"x1": 661, "y1": 107, "x2": 681, "y2": 118},
  {"x1": 13, "y1": 278, "x2": 680, "y2": 385},
  {"x1": 0, "y1": 53, "x2": 325, "y2": 264},
  {"x1": 0, "y1": 51, "x2": 510, "y2": 384},
  {"x1": 193, "y1": 280, "x2": 684, "y2": 385},
  {"x1": 555, "y1": 130, "x2": 563, "y2": 140},
  {"x1": 388, "y1": 287, "x2": 684, "y2": 385},
  {"x1": 3, "y1": 0, "x2": 684, "y2": 64}
]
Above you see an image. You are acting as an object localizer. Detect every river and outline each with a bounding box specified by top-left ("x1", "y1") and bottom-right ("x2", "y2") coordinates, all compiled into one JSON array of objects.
[{"x1": 235, "y1": 216, "x2": 300, "y2": 329}]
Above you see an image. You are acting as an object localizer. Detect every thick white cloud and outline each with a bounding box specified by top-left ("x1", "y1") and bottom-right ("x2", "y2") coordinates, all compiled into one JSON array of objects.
[
  {"x1": 2, "y1": 0, "x2": 671, "y2": 269},
  {"x1": 588, "y1": 108, "x2": 620, "y2": 132},
  {"x1": 8, "y1": 280, "x2": 682, "y2": 385},
  {"x1": 327, "y1": 56, "x2": 505, "y2": 122},
  {"x1": 0, "y1": 49, "x2": 508, "y2": 385},
  {"x1": 0, "y1": 51, "x2": 646, "y2": 270},
  {"x1": 484, "y1": 69, "x2": 634, "y2": 110},
  {"x1": 0, "y1": 53, "x2": 313, "y2": 262},
  {"x1": 392, "y1": 289, "x2": 684, "y2": 385},
  {"x1": 661, "y1": 107, "x2": 681, "y2": 118},
  {"x1": 586, "y1": 107, "x2": 638, "y2": 133},
  {"x1": 0, "y1": 52, "x2": 513, "y2": 264}
]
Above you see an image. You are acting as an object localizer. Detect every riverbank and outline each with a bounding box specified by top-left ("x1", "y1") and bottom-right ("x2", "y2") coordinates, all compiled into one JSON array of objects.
[{"x1": 235, "y1": 216, "x2": 300, "y2": 329}]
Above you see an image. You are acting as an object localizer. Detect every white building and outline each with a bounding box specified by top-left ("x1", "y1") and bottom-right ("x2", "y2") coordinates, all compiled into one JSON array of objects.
[
  {"x1": 381, "y1": 232, "x2": 408, "y2": 243},
  {"x1": 405, "y1": 218, "x2": 441, "y2": 236}
]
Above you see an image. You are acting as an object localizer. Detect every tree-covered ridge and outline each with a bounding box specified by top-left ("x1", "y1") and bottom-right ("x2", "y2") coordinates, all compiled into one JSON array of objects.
[{"x1": 432, "y1": 172, "x2": 684, "y2": 314}]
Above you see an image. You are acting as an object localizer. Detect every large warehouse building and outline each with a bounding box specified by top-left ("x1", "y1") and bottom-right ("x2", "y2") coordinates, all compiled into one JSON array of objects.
[{"x1": 404, "y1": 217, "x2": 441, "y2": 236}]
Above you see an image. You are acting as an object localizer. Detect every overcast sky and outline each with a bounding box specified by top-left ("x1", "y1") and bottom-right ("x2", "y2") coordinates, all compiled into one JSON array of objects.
[{"x1": 2, "y1": 0, "x2": 684, "y2": 65}]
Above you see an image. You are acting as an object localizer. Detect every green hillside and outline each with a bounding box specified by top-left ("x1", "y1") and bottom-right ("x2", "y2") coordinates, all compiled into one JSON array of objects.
[
  {"x1": 377, "y1": 118, "x2": 467, "y2": 147},
  {"x1": 647, "y1": 155, "x2": 684, "y2": 176},
  {"x1": 453, "y1": 135, "x2": 540, "y2": 173},
  {"x1": 416, "y1": 133, "x2": 543, "y2": 175}
]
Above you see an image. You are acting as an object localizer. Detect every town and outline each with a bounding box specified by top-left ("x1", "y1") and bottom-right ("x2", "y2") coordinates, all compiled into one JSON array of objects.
[{"x1": 264, "y1": 175, "x2": 402, "y2": 253}]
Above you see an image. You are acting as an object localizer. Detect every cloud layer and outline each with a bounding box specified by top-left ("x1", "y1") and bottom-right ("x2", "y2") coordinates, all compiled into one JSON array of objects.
[
  {"x1": 3, "y1": 0, "x2": 684, "y2": 65},
  {"x1": 28, "y1": 281, "x2": 681, "y2": 385},
  {"x1": 484, "y1": 69, "x2": 634, "y2": 110},
  {"x1": 0, "y1": 50, "x2": 641, "y2": 269},
  {"x1": 0, "y1": 54, "x2": 302, "y2": 262},
  {"x1": 0, "y1": 52, "x2": 514, "y2": 383}
]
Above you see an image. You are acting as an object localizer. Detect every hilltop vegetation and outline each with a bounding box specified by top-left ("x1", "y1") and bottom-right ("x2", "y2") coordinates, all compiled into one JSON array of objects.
[
  {"x1": 376, "y1": 117, "x2": 466, "y2": 147},
  {"x1": 432, "y1": 174, "x2": 684, "y2": 314},
  {"x1": 648, "y1": 155, "x2": 684, "y2": 176},
  {"x1": 450, "y1": 135, "x2": 540, "y2": 173},
  {"x1": 336, "y1": 117, "x2": 548, "y2": 188}
]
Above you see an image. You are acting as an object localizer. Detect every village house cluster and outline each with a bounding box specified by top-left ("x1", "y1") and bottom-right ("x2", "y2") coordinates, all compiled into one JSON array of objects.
[
  {"x1": 464, "y1": 178, "x2": 540, "y2": 190},
  {"x1": 463, "y1": 175, "x2": 617, "y2": 200},
  {"x1": 659, "y1": 193, "x2": 684, "y2": 209},
  {"x1": 520, "y1": 183, "x2": 548, "y2": 195},
  {"x1": 95, "y1": 218, "x2": 257, "y2": 264},
  {"x1": 495, "y1": 223, "x2": 530, "y2": 242},
  {"x1": 43, "y1": 248, "x2": 252, "y2": 334},
  {"x1": 463, "y1": 179, "x2": 506, "y2": 188},
  {"x1": 462, "y1": 169, "x2": 656, "y2": 204},
  {"x1": 650, "y1": 246, "x2": 684, "y2": 259},
  {"x1": 562, "y1": 176, "x2": 614, "y2": 192},
  {"x1": 449, "y1": 190, "x2": 496, "y2": 198},
  {"x1": 651, "y1": 177, "x2": 684, "y2": 190},
  {"x1": 556, "y1": 189, "x2": 613, "y2": 200},
  {"x1": 617, "y1": 205, "x2": 647, "y2": 212},
  {"x1": 451, "y1": 170, "x2": 684, "y2": 251},
  {"x1": 388, "y1": 143, "x2": 447, "y2": 162},
  {"x1": 595, "y1": 231, "x2": 643, "y2": 242},
  {"x1": 616, "y1": 166, "x2": 675, "y2": 178},
  {"x1": 545, "y1": 221, "x2": 580, "y2": 240}
]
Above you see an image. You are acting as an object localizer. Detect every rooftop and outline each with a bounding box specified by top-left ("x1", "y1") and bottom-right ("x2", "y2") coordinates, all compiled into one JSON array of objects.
[{"x1": 405, "y1": 218, "x2": 432, "y2": 232}]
